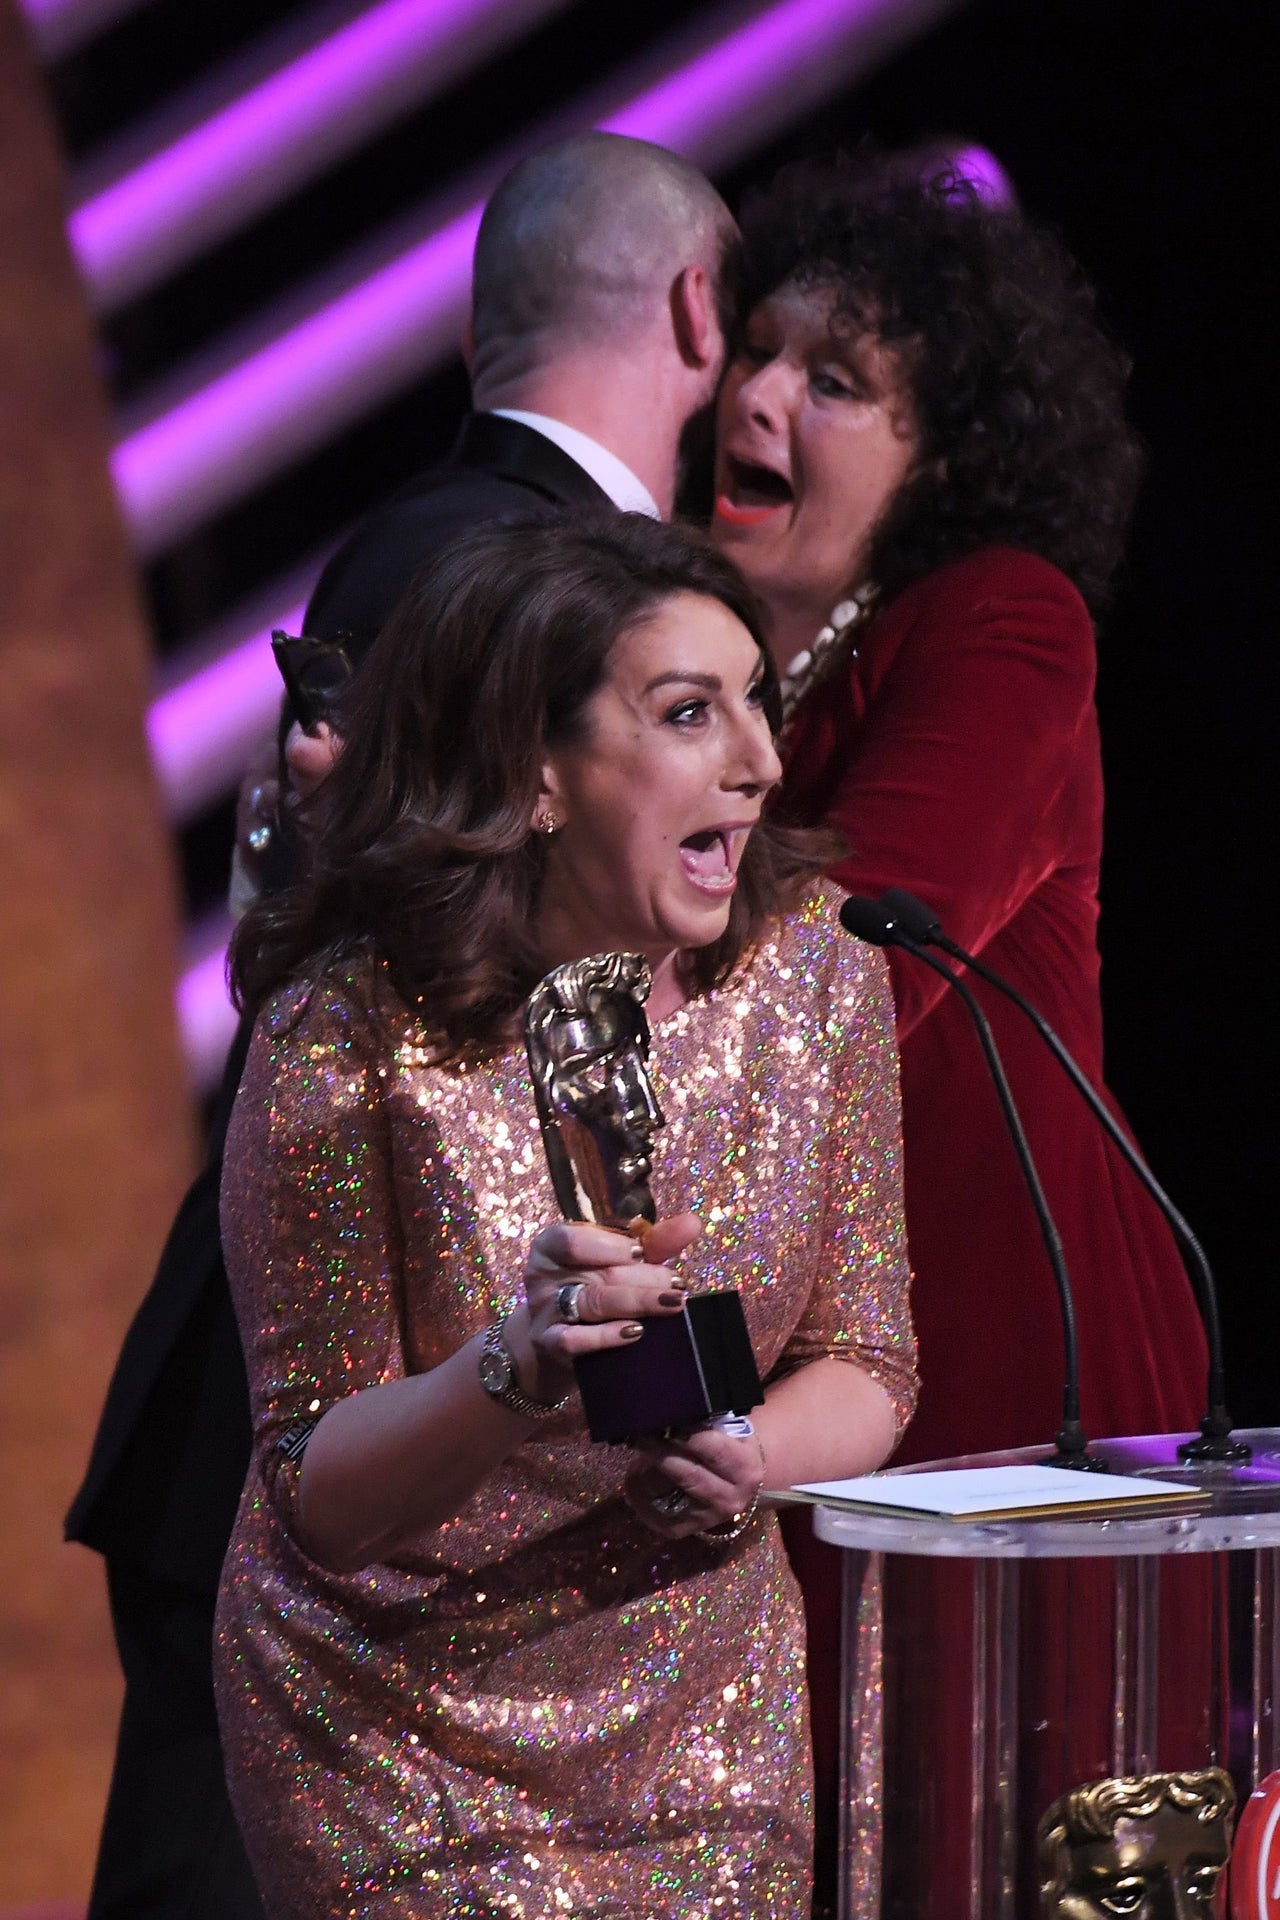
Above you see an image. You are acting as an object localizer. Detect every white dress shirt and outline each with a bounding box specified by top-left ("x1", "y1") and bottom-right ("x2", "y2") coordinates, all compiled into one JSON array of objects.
[{"x1": 489, "y1": 409, "x2": 660, "y2": 518}]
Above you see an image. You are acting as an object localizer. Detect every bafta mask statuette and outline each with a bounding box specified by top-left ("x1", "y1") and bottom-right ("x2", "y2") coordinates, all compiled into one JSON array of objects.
[{"x1": 524, "y1": 953, "x2": 762, "y2": 1443}]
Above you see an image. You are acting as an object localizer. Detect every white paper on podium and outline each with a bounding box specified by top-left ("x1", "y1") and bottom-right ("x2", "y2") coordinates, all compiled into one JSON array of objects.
[{"x1": 787, "y1": 1463, "x2": 1203, "y2": 1522}]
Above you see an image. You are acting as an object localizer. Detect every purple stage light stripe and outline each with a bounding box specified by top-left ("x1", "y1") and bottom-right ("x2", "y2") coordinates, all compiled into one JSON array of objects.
[
  {"x1": 70, "y1": 0, "x2": 571, "y2": 313},
  {"x1": 113, "y1": 0, "x2": 959, "y2": 558},
  {"x1": 118, "y1": 211, "x2": 479, "y2": 555},
  {"x1": 178, "y1": 915, "x2": 238, "y2": 1091},
  {"x1": 606, "y1": 0, "x2": 959, "y2": 168},
  {"x1": 149, "y1": 595, "x2": 306, "y2": 820}
]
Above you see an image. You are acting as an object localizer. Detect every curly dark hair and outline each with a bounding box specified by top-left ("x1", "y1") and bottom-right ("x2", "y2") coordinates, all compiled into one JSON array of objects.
[
  {"x1": 231, "y1": 512, "x2": 826, "y2": 1061},
  {"x1": 737, "y1": 152, "x2": 1143, "y2": 614}
]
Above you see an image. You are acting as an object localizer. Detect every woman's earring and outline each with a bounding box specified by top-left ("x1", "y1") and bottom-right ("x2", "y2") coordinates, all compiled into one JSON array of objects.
[{"x1": 535, "y1": 810, "x2": 559, "y2": 836}]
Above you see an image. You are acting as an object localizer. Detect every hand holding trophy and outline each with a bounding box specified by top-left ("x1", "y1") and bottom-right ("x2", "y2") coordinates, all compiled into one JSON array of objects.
[{"x1": 524, "y1": 952, "x2": 763, "y2": 1446}]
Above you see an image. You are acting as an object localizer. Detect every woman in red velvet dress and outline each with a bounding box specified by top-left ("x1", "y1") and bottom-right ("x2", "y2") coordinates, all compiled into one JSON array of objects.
[{"x1": 710, "y1": 156, "x2": 1209, "y2": 1910}]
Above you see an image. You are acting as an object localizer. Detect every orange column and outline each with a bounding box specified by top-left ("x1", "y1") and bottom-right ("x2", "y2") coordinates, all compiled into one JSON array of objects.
[{"x1": 0, "y1": 3, "x2": 196, "y2": 1904}]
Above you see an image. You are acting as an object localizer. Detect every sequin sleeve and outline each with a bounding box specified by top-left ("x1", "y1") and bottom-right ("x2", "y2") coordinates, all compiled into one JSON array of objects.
[
  {"x1": 220, "y1": 974, "x2": 405, "y2": 1522},
  {"x1": 777, "y1": 914, "x2": 918, "y2": 1433}
]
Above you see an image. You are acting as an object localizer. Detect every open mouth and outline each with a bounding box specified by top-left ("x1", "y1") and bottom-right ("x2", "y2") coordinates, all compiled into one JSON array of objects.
[
  {"x1": 714, "y1": 455, "x2": 795, "y2": 527},
  {"x1": 678, "y1": 827, "x2": 747, "y2": 894}
]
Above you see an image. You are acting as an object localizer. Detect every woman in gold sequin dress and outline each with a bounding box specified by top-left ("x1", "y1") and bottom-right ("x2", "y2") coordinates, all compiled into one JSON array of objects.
[{"x1": 216, "y1": 513, "x2": 916, "y2": 1920}]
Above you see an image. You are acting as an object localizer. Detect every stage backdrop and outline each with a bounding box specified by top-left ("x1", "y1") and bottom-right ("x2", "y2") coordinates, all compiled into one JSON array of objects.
[{"x1": 0, "y1": 1, "x2": 195, "y2": 1904}]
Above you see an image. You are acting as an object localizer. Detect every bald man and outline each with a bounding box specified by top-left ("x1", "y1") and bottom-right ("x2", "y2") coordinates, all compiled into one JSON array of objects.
[
  {"x1": 302, "y1": 131, "x2": 735, "y2": 651},
  {"x1": 68, "y1": 133, "x2": 737, "y2": 1920}
]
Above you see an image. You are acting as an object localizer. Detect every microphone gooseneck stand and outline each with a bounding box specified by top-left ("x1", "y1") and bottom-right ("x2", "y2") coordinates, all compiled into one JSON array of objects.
[
  {"x1": 839, "y1": 895, "x2": 1106, "y2": 1472},
  {"x1": 877, "y1": 887, "x2": 1249, "y2": 1466}
]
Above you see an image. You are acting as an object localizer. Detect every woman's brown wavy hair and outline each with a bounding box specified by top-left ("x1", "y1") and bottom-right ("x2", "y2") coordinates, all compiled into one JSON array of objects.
[
  {"x1": 737, "y1": 151, "x2": 1144, "y2": 617},
  {"x1": 230, "y1": 511, "x2": 828, "y2": 1062}
]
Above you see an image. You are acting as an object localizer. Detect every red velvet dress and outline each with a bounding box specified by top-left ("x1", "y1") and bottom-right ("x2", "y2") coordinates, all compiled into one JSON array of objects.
[{"x1": 776, "y1": 546, "x2": 1210, "y2": 1906}]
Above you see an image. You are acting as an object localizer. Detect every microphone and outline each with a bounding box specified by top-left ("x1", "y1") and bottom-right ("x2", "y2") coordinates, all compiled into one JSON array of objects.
[
  {"x1": 839, "y1": 894, "x2": 1104, "y2": 1471},
  {"x1": 877, "y1": 888, "x2": 1248, "y2": 1466}
]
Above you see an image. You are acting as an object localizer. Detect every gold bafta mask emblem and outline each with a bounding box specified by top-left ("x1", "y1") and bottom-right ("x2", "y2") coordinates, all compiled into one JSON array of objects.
[{"x1": 1037, "y1": 1769, "x2": 1235, "y2": 1918}]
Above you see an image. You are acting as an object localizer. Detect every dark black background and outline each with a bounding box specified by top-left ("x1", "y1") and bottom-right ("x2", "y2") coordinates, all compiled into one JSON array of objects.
[{"x1": 45, "y1": 0, "x2": 1275, "y2": 1411}]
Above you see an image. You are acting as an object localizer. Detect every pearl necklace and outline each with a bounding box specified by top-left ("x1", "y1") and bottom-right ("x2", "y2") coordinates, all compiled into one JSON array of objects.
[{"x1": 777, "y1": 585, "x2": 879, "y2": 726}]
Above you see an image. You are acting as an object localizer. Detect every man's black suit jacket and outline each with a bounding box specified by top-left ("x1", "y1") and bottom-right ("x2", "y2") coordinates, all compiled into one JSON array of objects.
[{"x1": 66, "y1": 414, "x2": 612, "y2": 1594}]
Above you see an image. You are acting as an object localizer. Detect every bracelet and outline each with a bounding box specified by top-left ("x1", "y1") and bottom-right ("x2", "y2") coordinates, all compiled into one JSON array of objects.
[
  {"x1": 477, "y1": 1321, "x2": 569, "y2": 1421},
  {"x1": 702, "y1": 1491, "x2": 761, "y2": 1543}
]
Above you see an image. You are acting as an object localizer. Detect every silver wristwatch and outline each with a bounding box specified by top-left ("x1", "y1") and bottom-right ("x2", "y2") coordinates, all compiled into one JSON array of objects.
[{"x1": 478, "y1": 1321, "x2": 568, "y2": 1420}]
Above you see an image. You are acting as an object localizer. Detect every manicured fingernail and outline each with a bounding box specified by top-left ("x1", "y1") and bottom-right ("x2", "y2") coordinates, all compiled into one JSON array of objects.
[
  {"x1": 621, "y1": 1322, "x2": 644, "y2": 1340},
  {"x1": 657, "y1": 1290, "x2": 685, "y2": 1308},
  {"x1": 630, "y1": 1244, "x2": 645, "y2": 1261}
]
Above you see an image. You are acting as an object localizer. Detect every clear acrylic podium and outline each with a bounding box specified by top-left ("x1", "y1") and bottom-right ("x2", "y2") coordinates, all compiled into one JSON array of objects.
[{"x1": 811, "y1": 1429, "x2": 1280, "y2": 1917}]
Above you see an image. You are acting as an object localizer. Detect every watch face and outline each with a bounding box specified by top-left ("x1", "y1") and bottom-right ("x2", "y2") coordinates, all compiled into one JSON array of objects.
[{"x1": 479, "y1": 1340, "x2": 513, "y2": 1395}]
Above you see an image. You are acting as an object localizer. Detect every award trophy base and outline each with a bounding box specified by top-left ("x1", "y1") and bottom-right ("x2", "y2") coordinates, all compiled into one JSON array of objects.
[{"x1": 575, "y1": 1291, "x2": 763, "y2": 1443}]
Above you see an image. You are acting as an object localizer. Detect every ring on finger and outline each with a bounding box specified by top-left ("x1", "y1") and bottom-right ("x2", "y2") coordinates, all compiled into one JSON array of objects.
[
  {"x1": 555, "y1": 1282, "x2": 587, "y2": 1324},
  {"x1": 652, "y1": 1487, "x2": 691, "y2": 1519}
]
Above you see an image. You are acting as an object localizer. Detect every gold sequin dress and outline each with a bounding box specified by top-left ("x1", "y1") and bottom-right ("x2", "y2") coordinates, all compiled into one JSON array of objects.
[{"x1": 215, "y1": 886, "x2": 915, "y2": 1919}]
